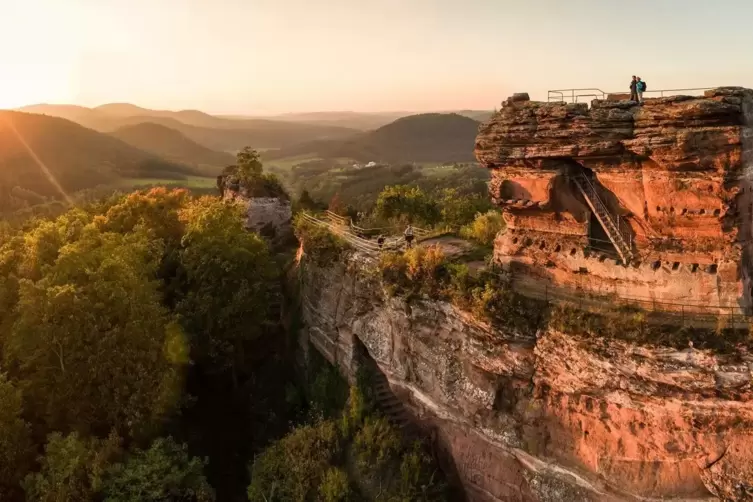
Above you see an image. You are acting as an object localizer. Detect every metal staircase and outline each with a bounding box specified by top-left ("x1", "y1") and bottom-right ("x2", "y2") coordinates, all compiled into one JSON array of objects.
[{"x1": 571, "y1": 173, "x2": 634, "y2": 264}]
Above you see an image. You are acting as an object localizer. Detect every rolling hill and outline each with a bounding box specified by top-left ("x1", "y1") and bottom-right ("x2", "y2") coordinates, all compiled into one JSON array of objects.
[
  {"x1": 19, "y1": 103, "x2": 359, "y2": 151},
  {"x1": 265, "y1": 113, "x2": 481, "y2": 163},
  {"x1": 0, "y1": 111, "x2": 193, "y2": 212},
  {"x1": 111, "y1": 122, "x2": 235, "y2": 168}
]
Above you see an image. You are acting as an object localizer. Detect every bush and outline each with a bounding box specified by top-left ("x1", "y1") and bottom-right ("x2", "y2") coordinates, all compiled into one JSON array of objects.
[
  {"x1": 243, "y1": 173, "x2": 289, "y2": 200},
  {"x1": 352, "y1": 417, "x2": 401, "y2": 472},
  {"x1": 378, "y1": 246, "x2": 447, "y2": 299},
  {"x1": 318, "y1": 468, "x2": 351, "y2": 502},
  {"x1": 294, "y1": 214, "x2": 349, "y2": 266},
  {"x1": 247, "y1": 421, "x2": 341, "y2": 502},
  {"x1": 460, "y1": 210, "x2": 505, "y2": 246}
]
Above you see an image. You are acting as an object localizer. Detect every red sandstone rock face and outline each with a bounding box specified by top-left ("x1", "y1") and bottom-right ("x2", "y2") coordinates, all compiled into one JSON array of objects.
[
  {"x1": 475, "y1": 87, "x2": 753, "y2": 311},
  {"x1": 300, "y1": 256, "x2": 753, "y2": 501}
]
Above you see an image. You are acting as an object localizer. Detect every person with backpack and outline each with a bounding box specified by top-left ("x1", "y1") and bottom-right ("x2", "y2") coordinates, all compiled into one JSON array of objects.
[
  {"x1": 629, "y1": 76, "x2": 638, "y2": 102},
  {"x1": 404, "y1": 225, "x2": 414, "y2": 249},
  {"x1": 636, "y1": 77, "x2": 647, "y2": 104}
]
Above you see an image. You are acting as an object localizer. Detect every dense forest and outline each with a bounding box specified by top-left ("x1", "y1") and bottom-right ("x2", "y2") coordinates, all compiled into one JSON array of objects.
[{"x1": 0, "y1": 147, "x2": 465, "y2": 501}]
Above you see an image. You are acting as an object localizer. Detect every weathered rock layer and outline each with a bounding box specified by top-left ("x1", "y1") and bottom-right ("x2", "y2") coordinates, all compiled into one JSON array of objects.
[
  {"x1": 475, "y1": 88, "x2": 753, "y2": 313},
  {"x1": 299, "y1": 255, "x2": 753, "y2": 501}
]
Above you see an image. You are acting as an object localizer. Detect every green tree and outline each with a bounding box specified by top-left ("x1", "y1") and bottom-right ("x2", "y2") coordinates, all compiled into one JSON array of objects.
[
  {"x1": 177, "y1": 197, "x2": 277, "y2": 383},
  {"x1": 23, "y1": 432, "x2": 121, "y2": 502},
  {"x1": 0, "y1": 374, "x2": 33, "y2": 500},
  {"x1": 437, "y1": 189, "x2": 492, "y2": 228},
  {"x1": 374, "y1": 185, "x2": 440, "y2": 226},
  {"x1": 236, "y1": 147, "x2": 263, "y2": 184},
  {"x1": 101, "y1": 437, "x2": 214, "y2": 502},
  {"x1": 4, "y1": 226, "x2": 185, "y2": 438}
]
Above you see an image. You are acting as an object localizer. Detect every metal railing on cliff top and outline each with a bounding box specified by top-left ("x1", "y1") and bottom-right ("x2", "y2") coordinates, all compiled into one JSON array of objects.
[{"x1": 547, "y1": 87, "x2": 716, "y2": 104}]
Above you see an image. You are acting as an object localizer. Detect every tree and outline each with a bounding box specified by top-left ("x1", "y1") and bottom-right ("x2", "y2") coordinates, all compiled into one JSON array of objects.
[
  {"x1": 0, "y1": 375, "x2": 33, "y2": 500},
  {"x1": 374, "y1": 185, "x2": 440, "y2": 226},
  {"x1": 460, "y1": 210, "x2": 505, "y2": 245},
  {"x1": 177, "y1": 197, "x2": 277, "y2": 384},
  {"x1": 437, "y1": 188, "x2": 492, "y2": 228},
  {"x1": 23, "y1": 432, "x2": 121, "y2": 502},
  {"x1": 247, "y1": 421, "x2": 340, "y2": 502},
  {"x1": 4, "y1": 227, "x2": 185, "y2": 438},
  {"x1": 101, "y1": 437, "x2": 214, "y2": 502},
  {"x1": 235, "y1": 147, "x2": 263, "y2": 184}
]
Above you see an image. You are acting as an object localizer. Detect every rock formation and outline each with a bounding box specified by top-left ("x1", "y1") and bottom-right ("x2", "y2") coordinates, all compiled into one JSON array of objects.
[
  {"x1": 299, "y1": 255, "x2": 753, "y2": 501},
  {"x1": 475, "y1": 88, "x2": 753, "y2": 314},
  {"x1": 218, "y1": 175, "x2": 292, "y2": 241}
]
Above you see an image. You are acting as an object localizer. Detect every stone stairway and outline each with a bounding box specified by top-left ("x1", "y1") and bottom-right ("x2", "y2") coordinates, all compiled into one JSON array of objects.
[
  {"x1": 572, "y1": 172, "x2": 634, "y2": 264},
  {"x1": 371, "y1": 377, "x2": 422, "y2": 440}
]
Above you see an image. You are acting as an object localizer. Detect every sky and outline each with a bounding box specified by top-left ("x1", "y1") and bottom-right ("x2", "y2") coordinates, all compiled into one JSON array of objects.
[{"x1": 1, "y1": 0, "x2": 752, "y2": 115}]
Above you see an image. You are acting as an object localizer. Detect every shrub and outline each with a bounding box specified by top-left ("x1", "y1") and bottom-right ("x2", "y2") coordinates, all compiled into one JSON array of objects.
[
  {"x1": 243, "y1": 173, "x2": 289, "y2": 200},
  {"x1": 352, "y1": 417, "x2": 401, "y2": 472},
  {"x1": 378, "y1": 246, "x2": 447, "y2": 299},
  {"x1": 247, "y1": 421, "x2": 341, "y2": 502},
  {"x1": 294, "y1": 214, "x2": 349, "y2": 266},
  {"x1": 318, "y1": 468, "x2": 351, "y2": 502},
  {"x1": 460, "y1": 210, "x2": 505, "y2": 246}
]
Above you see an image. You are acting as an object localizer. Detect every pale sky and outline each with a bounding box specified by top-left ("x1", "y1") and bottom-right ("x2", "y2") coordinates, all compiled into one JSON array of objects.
[{"x1": 1, "y1": 0, "x2": 752, "y2": 114}]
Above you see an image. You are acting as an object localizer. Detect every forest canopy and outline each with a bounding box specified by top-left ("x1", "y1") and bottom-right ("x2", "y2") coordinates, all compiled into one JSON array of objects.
[{"x1": 0, "y1": 187, "x2": 279, "y2": 501}]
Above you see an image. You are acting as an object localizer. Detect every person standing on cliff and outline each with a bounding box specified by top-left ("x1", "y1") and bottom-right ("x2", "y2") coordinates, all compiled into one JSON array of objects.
[
  {"x1": 404, "y1": 225, "x2": 414, "y2": 249},
  {"x1": 636, "y1": 77, "x2": 646, "y2": 104},
  {"x1": 629, "y1": 75, "x2": 638, "y2": 102}
]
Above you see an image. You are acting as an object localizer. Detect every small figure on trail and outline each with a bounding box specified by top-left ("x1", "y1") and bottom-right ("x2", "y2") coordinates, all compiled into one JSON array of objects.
[
  {"x1": 404, "y1": 225, "x2": 414, "y2": 249},
  {"x1": 629, "y1": 75, "x2": 638, "y2": 102},
  {"x1": 636, "y1": 77, "x2": 646, "y2": 104},
  {"x1": 377, "y1": 234, "x2": 385, "y2": 250}
]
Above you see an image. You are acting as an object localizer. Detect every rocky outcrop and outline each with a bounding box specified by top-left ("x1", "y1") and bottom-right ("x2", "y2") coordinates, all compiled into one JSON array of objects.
[
  {"x1": 218, "y1": 176, "x2": 292, "y2": 241},
  {"x1": 299, "y1": 254, "x2": 753, "y2": 501},
  {"x1": 474, "y1": 88, "x2": 753, "y2": 313}
]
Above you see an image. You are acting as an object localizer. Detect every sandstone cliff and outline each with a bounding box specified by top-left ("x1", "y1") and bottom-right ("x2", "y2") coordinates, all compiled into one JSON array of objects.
[
  {"x1": 474, "y1": 88, "x2": 753, "y2": 313},
  {"x1": 299, "y1": 252, "x2": 753, "y2": 501}
]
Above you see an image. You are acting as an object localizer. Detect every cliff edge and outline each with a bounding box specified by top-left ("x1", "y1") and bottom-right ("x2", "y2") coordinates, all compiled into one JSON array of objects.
[{"x1": 298, "y1": 251, "x2": 753, "y2": 501}]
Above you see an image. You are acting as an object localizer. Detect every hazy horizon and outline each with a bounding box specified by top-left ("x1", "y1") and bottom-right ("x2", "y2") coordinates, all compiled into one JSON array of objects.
[{"x1": 3, "y1": 0, "x2": 753, "y2": 115}]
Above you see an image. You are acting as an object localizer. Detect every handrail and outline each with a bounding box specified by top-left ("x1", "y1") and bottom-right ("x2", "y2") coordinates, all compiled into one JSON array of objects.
[
  {"x1": 547, "y1": 86, "x2": 716, "y2": 103},
  {"x1": 571, "y1": 173, "x2": 633, "y2": 264},
  {"x1": 547, "y1": 88, "x2": 607, "y2": 103}
]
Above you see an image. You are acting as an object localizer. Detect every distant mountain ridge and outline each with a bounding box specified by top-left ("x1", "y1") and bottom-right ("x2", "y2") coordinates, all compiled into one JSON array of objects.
[
  {"x1": 265, "y1": 113, "x2": 480, "y2": 163},
  {"x1": 0, "y1": 111, "x2": 192, "y2": 211},
  {"x1": 110, "y1": 122, "x2": 235, "y2": 168},
  {"x1": 18, "y1": 103, "x2": 359, "y2": 151}
]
